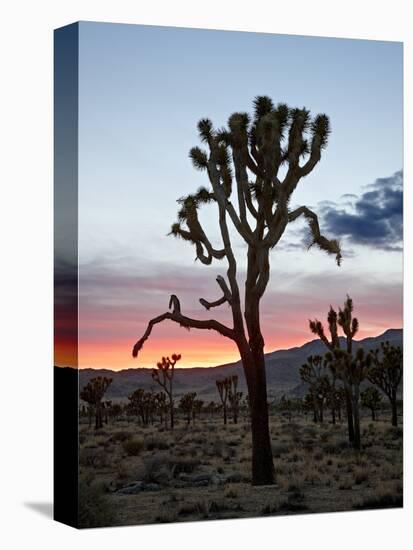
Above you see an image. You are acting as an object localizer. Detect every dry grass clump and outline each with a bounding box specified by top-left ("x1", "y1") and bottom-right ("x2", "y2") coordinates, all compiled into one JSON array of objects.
[
  {"x1": 123, "y1": 437, "x2": 144, "y2": 456},
  {"x1": 78, "y1": 476, "x2": 117, "y2": 528},
  {"x1": 353, "y1": 492, "x2": 402, "y2": 510},
  {"x1": 353, "y1": 466, "x2": 369, "y2": 485},
  {"x1": 110, "y1": 430, "x2": 133, "y2": 443},
  {"x1": 79, "y1": 447, "x2": 109, "y2": 468},
  {"x1": 145, "y1": 435, "x2": 170, "y2": 451},
  {"x1": 271, "y1": 442, "x2": 290, "y2": 457}
]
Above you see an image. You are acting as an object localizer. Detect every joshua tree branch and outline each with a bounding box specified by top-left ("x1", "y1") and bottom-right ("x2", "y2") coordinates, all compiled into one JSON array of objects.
[
  {"x1": 132, "y1": 295, "x2": 235, "y2": 357},
  {"x1": 288, "y1": 205, "x2": 342, "y2": 266},
  {"x1": 199, "y1": 274, "x2": 233, "y2": 310},
  {"x1": 199, "y1": 295, "x2": 227, "y2": 310},
  {"x1": 208, "y1": 160, "x2": 254, "y2": 246}
]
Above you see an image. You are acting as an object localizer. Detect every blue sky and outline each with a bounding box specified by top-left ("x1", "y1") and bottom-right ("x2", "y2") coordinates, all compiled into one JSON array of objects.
[{"x1": 74, "y1": 22, "x2": 403, "y2": 369}]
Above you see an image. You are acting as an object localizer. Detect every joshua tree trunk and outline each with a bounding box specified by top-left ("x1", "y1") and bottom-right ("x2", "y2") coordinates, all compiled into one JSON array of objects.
[
  {"x1": 352, "y1": 384, "x2": 361, "y2": 450},
  {"x1": 391, "y1": 394, "x2": 398, "y2": 427},
  {"x1": 169, "y1": 397, "x2": 174, "y2": 429},
  {"x1": 246, "y1": 355, "x2": 275, "y2": 485},
  {"x1": 95, "y1": 402, "x2": 103, "y2": 430},
  {"x1": 344, "y1": 386, "x2": 355, "y2": 443}
]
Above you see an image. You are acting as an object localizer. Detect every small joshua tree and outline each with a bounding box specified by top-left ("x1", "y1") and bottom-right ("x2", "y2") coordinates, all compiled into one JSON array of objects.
[
  {"x1": 368, "y1": 342, "x2": 402, "y2": 426},
  {"x1": 103, "y1": 400, "x2": 112, "y2": 424},
  {"x1": 361, "y1": 386, "x2": 382, "y2": 421},
  {"x1": 152, "y1": 353, "x2": 181, "y2": 429},
  {"x1": 325, "y1": 346, "x2": 372, "y2": 449},
  {"x1": 80, "y1": 376, "x2": 113, "y2": 430},
  {"x1": 110, "y1": 403, "x2": 122, "y2": 422},
  {"x1": 310, "y1": 297, "x2": 358, "y2": 443},
  {"x1": 154, "y1": 391, "x2": 168, "y2": 425},
  {"x1": 279, "y1": 395, "x2": 293, "y2": 422},
  {"x1": 193, "y1": 399, "x2": 204, "y2": 424},
  {"x1": 127, "y1": 388, "x2": 145, "y2": 425},
  {"x1": 299, "y1": 355, "x2": 331, "y2": 423},
  {"x1": 179, "y1": 392, "x2": 197, "y2": 425},
  {"x1": 132, "y1": 96, "x2": 341, "y2": 485},
  {"x1": 216, "y1": 378, "x2": 231, "y2": 425},
  {"x1": 228, "y1": 375, "x2": 243, "y2": 424}
]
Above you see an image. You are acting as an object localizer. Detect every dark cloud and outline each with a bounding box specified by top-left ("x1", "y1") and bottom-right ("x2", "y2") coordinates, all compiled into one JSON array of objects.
[{"x1": 321, "y1": 171, "x2": 403, "y2": 251}]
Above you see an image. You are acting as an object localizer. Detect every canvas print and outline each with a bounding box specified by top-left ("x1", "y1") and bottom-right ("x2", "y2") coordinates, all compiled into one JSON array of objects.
[{"x1": 54, "y1": 22, "x2": 403, "y2": 528}]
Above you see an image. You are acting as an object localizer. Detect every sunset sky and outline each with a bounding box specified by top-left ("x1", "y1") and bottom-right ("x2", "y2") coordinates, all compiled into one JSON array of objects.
[{"x1": 55, "y1": 22, "x2": 403, "y2": 370}]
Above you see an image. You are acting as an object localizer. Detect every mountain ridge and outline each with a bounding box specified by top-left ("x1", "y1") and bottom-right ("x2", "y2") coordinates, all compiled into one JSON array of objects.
[{"x1": 75, "y1": 328, "x2": 402, "y2": 400}]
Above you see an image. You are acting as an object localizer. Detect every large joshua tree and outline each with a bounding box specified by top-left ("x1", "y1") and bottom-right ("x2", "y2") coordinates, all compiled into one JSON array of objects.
[{"x1": 132, "y1": 96, "x2": 341, "y2": 485}]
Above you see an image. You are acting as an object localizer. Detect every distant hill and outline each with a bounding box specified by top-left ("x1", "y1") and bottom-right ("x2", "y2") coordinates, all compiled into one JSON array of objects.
[{"x1": 76, "y1": 328, "x2": 402, "y2": 401}]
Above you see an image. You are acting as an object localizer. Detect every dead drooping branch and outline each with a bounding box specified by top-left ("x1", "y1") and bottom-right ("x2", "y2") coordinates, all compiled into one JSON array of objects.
[
  {"x1": 132, "y1": 294, "x2": 235, "y2": 357},
  {"x1": 288, "y1": 205, "x2": 342, "y2": 266}
]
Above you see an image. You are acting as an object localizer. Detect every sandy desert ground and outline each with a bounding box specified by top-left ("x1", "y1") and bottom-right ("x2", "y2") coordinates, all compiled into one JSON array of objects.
[{"x1": 78, "y1": 406, "x2": 403, "y2": 528}]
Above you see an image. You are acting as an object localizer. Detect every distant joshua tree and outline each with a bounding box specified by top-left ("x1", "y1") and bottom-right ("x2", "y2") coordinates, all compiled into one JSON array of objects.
[
  {"x1": 154, "y1": 391, "x2": 168, "y2": 425},
  {"x1": 368, "y1": 342, "x2": 402, "y2": 426},
  {"x1": 152, "y1": 354, "x2": 181, "y2": 429},
  {"x1": 228, "y1": 375, "x2": 243, "y2": 424},
  {"x1": 132, "y1": 96, "x2": 341, "y2": 485},
  {"x1": 193, "y1": 399, "x2": 204, "y2": 423},
  {"x1": 310, "y1": 297, "x2": 358, "y2": 444},
  {"x1": 216, "y1": 378, "x2": 231, "y2": 425},
  {"x1": 127, "y1": 388, "x2": 156, "y2": 426},
  {"x1": 279, "y1": 395, "x2": 293, "y2": 421},
  {"x1": 179, "y1": 392, "x2": 197, "y2": 425},
  {"x1": 360, "y1": 387, "x2": 382, "y2": 421},
  {"x1": 310, "y1": 296, "x2": 377, "y2": 449},
  {"x1": 110, "y1": 403, "x2": 123, "y2": 422},
  {"x1": 80, "y1": 376, "x2": 113, "y2": 430},
  {"x1": 300, "y1": 355, "x2": 331, "y2": 423}
]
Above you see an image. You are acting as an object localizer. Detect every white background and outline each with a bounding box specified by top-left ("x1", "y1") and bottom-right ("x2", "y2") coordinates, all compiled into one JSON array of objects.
[{"x1": 0, "y1": 1, "x2": 411, "y2": 548}]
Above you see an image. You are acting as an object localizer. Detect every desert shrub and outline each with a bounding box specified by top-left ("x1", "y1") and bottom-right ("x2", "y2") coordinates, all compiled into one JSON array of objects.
[
  {"x1": 143, "y1": 455, "x2": 199, "y2": 483},
  {"x1": 79, "y1": 447, "x2": 108, "y2": 468},
  {"x1": 154, "y1": 511, "x2": 177, "y2": 523},
  {"x1": 301, "y1": 439, "x2": 315, "y2": 452},
  {"x1": 353, "y1": 467, "x2": 369, "y2": 485},
  {"x1": 338, "y1": 478, "x2": 353, "y2": 490},
  {"x1": 78, "y1": 478, "x2": 116, "y2": 528},
  {"x1": 145, "y1": 436, "x2": 170, "y2": 451},
  {"x1": 178, "y1": 499, "x2": 231, "y2": 518},
  {"x1": 322, "y1": 440, "x2": 349, "y2": 454},
  {"x1": 319, "y1": 431, "x2": 330, "y2": 443},
  {"x1": 171, "y1": 457, "x2": 199, "y2": 475},
  {"x1": 313, "y1": 451, "x2": 324, "y2": 461},
  {"x1": 261, "y1": 503, "x2": 279, "y2": 515},
  {"x1": 271, "y1": 442, "x2": 290, "y2": 457},
  {"x1": 386, "y1": 426, "x2": 403, "y2": 440},
  {"x1": 111, "y1": 431, "x2": 132, "y2": 443},
  {"x1": 123, "y1": 437, "x2": 144, "y2": 456},
  {"x1": 278, "y1": 499, "x2": 309, "y2": 513}
]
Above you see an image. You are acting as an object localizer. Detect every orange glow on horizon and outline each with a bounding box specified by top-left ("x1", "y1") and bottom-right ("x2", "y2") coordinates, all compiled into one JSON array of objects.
[{"x1": 53, "y1": 322, "x2": 403, "y2": 371}]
